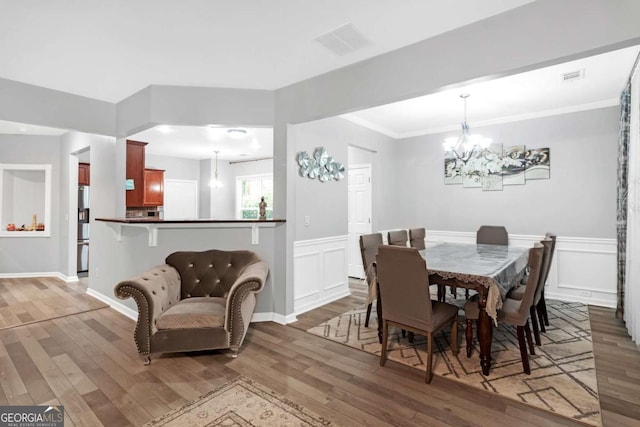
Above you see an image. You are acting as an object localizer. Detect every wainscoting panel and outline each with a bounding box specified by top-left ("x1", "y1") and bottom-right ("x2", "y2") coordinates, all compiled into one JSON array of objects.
[
  {"x1": 293, "y1": 235, "x2": 350, "y2": 315},
  {"x1": 382, "y1": 230, "x2": 616, "y2": 307}
]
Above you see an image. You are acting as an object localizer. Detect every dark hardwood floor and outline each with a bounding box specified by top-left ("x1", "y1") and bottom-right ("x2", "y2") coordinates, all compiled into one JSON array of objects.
[{"x1": 1, "y1": 276, "x2": 639, "y2": 426}]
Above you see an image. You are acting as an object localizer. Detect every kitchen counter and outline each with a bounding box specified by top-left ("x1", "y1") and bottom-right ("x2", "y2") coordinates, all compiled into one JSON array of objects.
[{"x1": 95, "y1": 217, "x2": 285, "y2": 246}]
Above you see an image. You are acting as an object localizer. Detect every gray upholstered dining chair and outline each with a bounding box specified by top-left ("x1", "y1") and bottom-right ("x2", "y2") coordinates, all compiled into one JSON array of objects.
[
  {"x1": 387, "y1": 229, "x2": 408, "y2": 247},
  {"x1": 476, "y1": 225, "x2": 509, "y2": 246},
  {"x1": 409, "y1": 228, "x2": 426, "y2": 250},
  {"x1": 376, "y1": 245, "x2": 459, "y2": 383},
  {"x1": 359, "y1": 233, "x2": 383, "y2": 328},
  {"x1": 464, "y1": 244, "x2": 544, "y2": 374},
  {"x1": 508, "y1": 234, "x2": 556, "y2": 342},
  {"x1": 462, "y1": 225, "x2": 509, "y2": 299}
]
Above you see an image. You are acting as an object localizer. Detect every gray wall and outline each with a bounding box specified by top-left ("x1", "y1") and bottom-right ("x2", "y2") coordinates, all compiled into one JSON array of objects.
[
  {"x1": 94, "y1": 222, "x2": 280, "y2": 315},
  {"x1": 292, "y1": 117, "x2": 399, "y2": 241},
  {"x1": 0, "y1": 135, "x2": 61, "y2": 273},
  {"x1": 0, "y1": 0, "x2": 637, "y2": 320},
  {"x1": 199, "y1": 158, "x2": 211, "y2": 218},
  {"x1": 393, "y1": 107, "x2": 619, "y2": 238},
  {"x1": 0, "y1": 78, "x2": 115, "y2": 136},
  {"x1": 146, "y1": 154, "x2": 201, "y2": 181}
]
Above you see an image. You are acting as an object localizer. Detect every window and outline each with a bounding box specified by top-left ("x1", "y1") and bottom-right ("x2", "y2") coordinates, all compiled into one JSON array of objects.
[{"x1": 236, "y1": 174, "x2": 273, "y2": 219}]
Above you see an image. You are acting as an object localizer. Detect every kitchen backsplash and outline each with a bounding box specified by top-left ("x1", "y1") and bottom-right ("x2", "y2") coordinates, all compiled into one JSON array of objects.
[{"x1": 126, "y1": 206, "x2": 161, "y2": 218}]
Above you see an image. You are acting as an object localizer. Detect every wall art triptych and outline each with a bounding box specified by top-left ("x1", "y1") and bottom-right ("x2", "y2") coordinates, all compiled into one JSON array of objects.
[{"x1": 444, "y1": 144, "x2": 550, "y2": 191}]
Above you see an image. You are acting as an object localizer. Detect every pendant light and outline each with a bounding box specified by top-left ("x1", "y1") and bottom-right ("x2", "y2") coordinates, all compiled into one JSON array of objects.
[
  {"x1": 211, "y1": 150, "x2": 223, "y2": 188},
  {"x1": 443, "y1": 94, "x2": 491, "y2": 154}
]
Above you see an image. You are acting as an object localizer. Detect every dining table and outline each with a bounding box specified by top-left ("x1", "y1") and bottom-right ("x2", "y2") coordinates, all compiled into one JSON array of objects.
[{"x1": 373, "y1": 242, "x2": 529, "y2": 376}]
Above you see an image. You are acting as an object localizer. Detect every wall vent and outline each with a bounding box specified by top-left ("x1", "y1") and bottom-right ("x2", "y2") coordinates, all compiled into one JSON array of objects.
[
  {"x1": 561, "y1": 69, "x2": 585, "y2": 82},
  {"x1": 314, "y1": 23, "x2": 371, "y2": 56}
]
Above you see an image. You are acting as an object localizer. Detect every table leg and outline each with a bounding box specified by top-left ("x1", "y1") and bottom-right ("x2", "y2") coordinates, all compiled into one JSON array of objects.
[{"x1": 477, "y1": 287, "x2": 493, "y2": 376}]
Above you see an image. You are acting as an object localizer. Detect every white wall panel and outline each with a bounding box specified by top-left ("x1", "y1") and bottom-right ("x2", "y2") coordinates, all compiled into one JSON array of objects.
[{"x1": 293, "y1": 235, "x2": 349, "y2": 314}]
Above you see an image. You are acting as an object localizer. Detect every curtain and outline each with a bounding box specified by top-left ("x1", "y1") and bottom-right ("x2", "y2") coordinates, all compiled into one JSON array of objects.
[{"x1": 617, "y1": 83, "x2": 631, "y2": 318}]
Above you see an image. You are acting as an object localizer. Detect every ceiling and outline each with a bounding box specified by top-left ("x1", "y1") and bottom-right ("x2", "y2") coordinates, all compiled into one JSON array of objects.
[
  {"x1": 0, "y1": 2, "x2": 637, "y2": 161},
  {"x1": 342, "y1": 45, "x2": 640, "y2": 138},
  {"x1": 131, "y1": 126, "x2": 273, "y2": 161},
  {"x1": 0, "y1": 0, "x2": 533, "y2": 103}
]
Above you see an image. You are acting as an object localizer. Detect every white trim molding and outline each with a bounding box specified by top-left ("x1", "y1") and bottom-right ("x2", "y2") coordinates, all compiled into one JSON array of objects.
[
  {"x1": 0, "y1": 271, "x2": 77, "y2": 282},
  {"x1": 86, "y1": 288, "x2": 138, "y2": 320},
  {"x1": 293, "y1": 235, "x2": 350, "y2": 315},
  {"x1": 87, "y1": 287, "x2": 294, "y2": 325}
]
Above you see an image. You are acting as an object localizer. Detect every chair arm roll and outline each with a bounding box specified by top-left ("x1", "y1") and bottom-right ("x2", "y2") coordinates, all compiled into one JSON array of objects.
[
  {"x1": 225, "y1": 261, "x2": 269, "y2": 346},
  {"x1": 114, "y1": 264, "x2": 181, "y2": 354}
]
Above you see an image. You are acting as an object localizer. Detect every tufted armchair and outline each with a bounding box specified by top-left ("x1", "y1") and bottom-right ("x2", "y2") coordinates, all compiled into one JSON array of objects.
[{"x1": 114, "y1": 249, "x2": 268, "y2": 364}]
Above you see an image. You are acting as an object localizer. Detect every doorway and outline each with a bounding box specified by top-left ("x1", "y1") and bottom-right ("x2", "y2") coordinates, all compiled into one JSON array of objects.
[{"x1": 347, "y1": 164, "x2": 372, "y2": 278}]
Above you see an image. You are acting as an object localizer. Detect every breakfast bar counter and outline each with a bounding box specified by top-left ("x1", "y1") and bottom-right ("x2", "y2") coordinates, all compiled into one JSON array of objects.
[{"x1": 95, "y1": 218, "x2": 285, "y2": 247}]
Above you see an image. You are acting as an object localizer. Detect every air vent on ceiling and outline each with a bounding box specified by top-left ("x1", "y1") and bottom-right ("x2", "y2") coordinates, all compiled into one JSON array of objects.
[
  {"x1": 314, "y1": 23, "x2": 371, "y2": 56},
  {"x1": 561, "y1": 69, "x2": 585, "y2": 82}
]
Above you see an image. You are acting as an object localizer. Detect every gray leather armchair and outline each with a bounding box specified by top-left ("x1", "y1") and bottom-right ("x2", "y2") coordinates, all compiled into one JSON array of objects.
[{"x1": 114, "y1": 249, "x2": 268, "y2": 364}]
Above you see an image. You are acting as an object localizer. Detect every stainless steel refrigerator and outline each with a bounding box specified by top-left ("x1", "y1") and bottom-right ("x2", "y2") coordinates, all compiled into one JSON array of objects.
[{"x1": 77, "y1": 185, "x2": 90, "y2": 273}]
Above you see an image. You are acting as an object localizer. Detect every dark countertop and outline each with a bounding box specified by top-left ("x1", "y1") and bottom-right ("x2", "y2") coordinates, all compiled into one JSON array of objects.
[{"x1": 96, "y1": 218, "x2": 286, "y2": 224}]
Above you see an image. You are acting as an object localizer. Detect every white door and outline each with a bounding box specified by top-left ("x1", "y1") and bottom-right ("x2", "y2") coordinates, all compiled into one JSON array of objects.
[
  {"x1": 348, "y1": 165, "x2": 372, "y2": 278},
  {"x1": 164, "y1": 179, "x2": 198, "y2": 219}
]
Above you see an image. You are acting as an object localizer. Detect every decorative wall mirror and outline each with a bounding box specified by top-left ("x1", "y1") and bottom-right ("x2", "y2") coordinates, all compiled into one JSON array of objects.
[{"x1": 0, "y1": 164, "x2": 52, "y2": 237}]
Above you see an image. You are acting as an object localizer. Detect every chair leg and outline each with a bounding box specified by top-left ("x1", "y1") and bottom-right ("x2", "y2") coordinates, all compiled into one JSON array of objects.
[
  {"x1": 466, "y1": 319, "x2": 474, "y2": 358},
  {"x1": 451, "y1": 316, "x2": 459, "y2": 355},
  {"x1": 408, "y1": 331, "x2": 415, "y2": 343},
  {"x1": 516, "y1": 325, "x2": 531, "y2": 375},
  {"x1": 524, "y1": 321, "x2": 536, "y2": 356},
  {"x1": 540, "y1": 292, "x2": 549, "y2": 326},
  {"x1": 537, "y1": 303, "x2": 546, "y2": 332},
  {"x1": 380, "y1": 320, "x2": 388, "y2": 366},
  {"x1": 437, "y1": 285, "x2": 445, "y2": 302},
  {"x1": 425, "y1": 333, "x2": 434, "y2": 383},
  {"x1": 364, "y1": 302, "x2": 372, "y2": 327},
  {"x1": 530, "y1": 306, "x2": 541, "y2": 346},
  {"x1": 465, "y1": 289, "x2": 470, "y2": 300}
]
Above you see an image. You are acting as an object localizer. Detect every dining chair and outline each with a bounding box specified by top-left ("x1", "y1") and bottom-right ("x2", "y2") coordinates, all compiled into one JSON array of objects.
[
  {"x1": 508, "y1": 233, "x2": 556, "y2": 336},
  {"x1": 387, "y1": 229, "x2": 408, "y2": 247},
  {"x1": 539, "y1": 233, "x2": 557, "y2": 328},
  {"x1": 476, "y1": 225, "x2": 509, "y2": 246},
  {"x1": 359, "y1": 233, "x2": 383, "y2": 328},
  {"x1": 464, "y1": 244, "x2": 544, "y2": 374},
  {"x1": 409, "y1": 227, "x2": 445, "y2": 301},
  {"x1": 463, "y1": 225, "x2": 509, "y2": 299},
  {"x1": 376, "y1": 245, "x2": 459, "y2": 383},
  {"x1": 408, "y1": 228, "x2": 426, "y2": 250}
]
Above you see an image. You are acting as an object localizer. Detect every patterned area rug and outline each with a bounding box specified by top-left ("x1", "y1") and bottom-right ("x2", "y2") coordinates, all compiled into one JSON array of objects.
[
  {"x1": 307, "y1": 299, "x2": 601, "y2": 426},
  {"x1": 144, "y1": 376, "x2": 331, "y2": 426}
]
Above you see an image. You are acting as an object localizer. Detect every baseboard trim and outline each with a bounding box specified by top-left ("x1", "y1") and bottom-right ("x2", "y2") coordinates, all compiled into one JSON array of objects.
[
  {"x1": 252, "y1": 312, "x2": 297, "y2": 325},
  {"x1": 545, "y1": 291, "x2": 616, "y2": 308},
  {"x1": 84, "y1": 288, "x2": 296, "y2": 325},
  {"x1": 86, "y1": 288, "x2": 137, "y2": 320},
  {"x1": 0, "y1": 271, "x2": 78, "y2": 282},
  {"x1": 295, "y1": 288, "x2": 351, "y2": 316}
]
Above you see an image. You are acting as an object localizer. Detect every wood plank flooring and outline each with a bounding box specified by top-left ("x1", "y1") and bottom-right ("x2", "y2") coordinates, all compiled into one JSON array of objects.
[{"x1": 0, "y1": 277, "x2": 639, "y2": 426}]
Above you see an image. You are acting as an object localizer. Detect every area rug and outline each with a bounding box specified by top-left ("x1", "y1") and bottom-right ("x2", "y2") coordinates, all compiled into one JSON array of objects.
[
  {"x1": 144, "y1": 376, "x2": 331, "y2": 426},
  {"x1": 307, "y1": 299, "x2": 601, "y2": 426}
]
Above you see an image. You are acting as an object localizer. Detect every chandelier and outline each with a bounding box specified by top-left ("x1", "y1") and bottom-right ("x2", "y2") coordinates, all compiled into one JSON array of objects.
[{"x1": 442, "y1": 94, "x2": 492, "y2": 155}]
